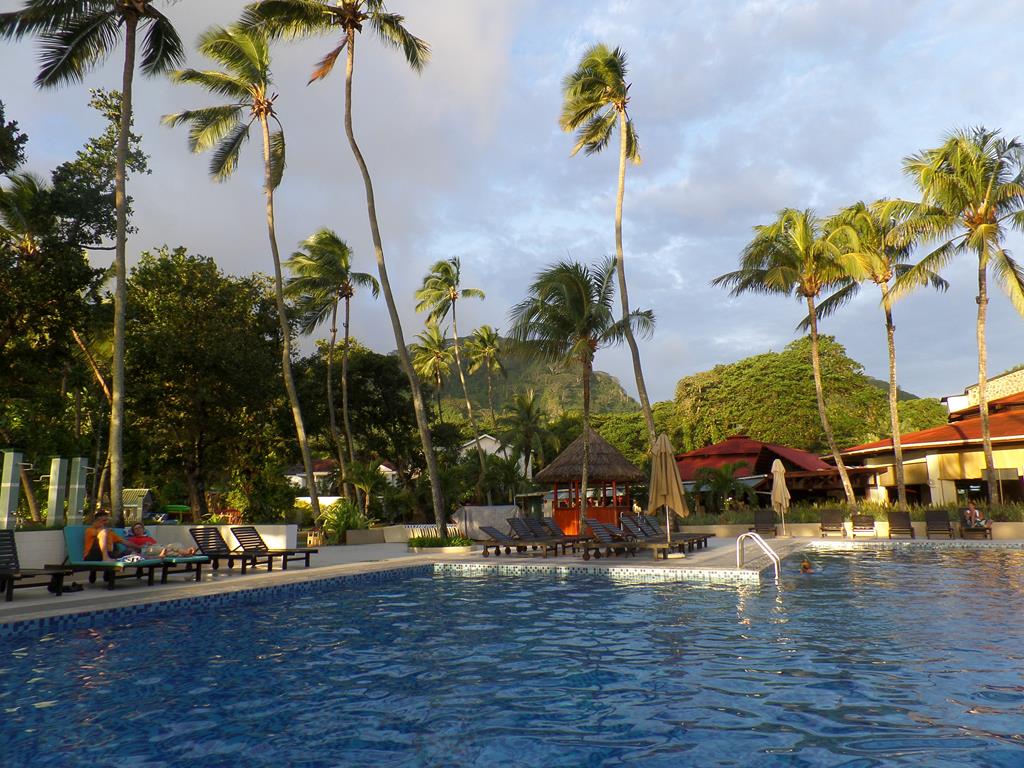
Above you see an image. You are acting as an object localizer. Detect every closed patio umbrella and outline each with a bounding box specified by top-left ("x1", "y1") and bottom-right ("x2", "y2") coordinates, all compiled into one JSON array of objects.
[
  {"x1": 771, "y1": 459, "x2": 791, "y2": 536},
  {"x1": 648, "y1": 433, "x2": 690, "y2": 544}
]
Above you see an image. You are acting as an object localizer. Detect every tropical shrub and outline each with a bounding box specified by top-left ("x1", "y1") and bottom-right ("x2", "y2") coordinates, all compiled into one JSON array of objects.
[
  {"x1": 316, "y1": 499, "x2": 376, "y2": 545},
  {"x1": 407, "y1": 535, "x2": 473, "y2": 547}
]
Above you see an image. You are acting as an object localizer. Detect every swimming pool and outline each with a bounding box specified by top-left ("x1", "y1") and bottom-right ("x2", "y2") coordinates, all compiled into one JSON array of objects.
[{"x1": 2, "y1": 549, "x2": 1023, "y2": 767}]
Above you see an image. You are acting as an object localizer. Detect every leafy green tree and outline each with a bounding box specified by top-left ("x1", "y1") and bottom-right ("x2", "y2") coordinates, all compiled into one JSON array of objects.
[
  {"x1": 713, "y1": 208, "x2": 864, "y2": 505},
  {"x1": 814, "y1": 200, "x2": 948, "y2": 509},
  {"x1": 497, "y1": 389, "x2": 550, "y2": 477},
  {"x1": 124, "y1": 247, "x2": 281, "y2": 519},
  {"x1": 465, "y1": 325, "x2": 504, "y2": 429},
  {"x1": 897, "y1": 398, "x2": 949, "y2": 435},
  {"x1": 510, "y1": 258, "x2": 653, "y2": 530},
  {"x1": 560, "y1": 43, "x2": 655, "y2": 447},
  {"x1": 415, "y1": 256, "x2": 487, "y2": 485},
  {"x1": 1, "y1": 0, "x2": 184, "y2": 522},
  {"x1": 592, "y1": 402, "x2": 684, "y2": 470},
  {"x1": 0, "y1": 100, "x2": 27, "y2": 174},
  {"x1": 692, "y1": 462, "x2": 756, "y2": 515},
  {"x1": 242, "y1": 0, "x2": 447, "y2": 537},
  {"x1": 163, "y1": 24, "x2": 321, "y2": 518},
  {"x1": 285, "y1": 228, "x2": 378, "y2": 496},
  {"x1": 410, "y1": 321, "x2": 454, "y2": 420},
  {"x1": 896, "y1": 128, "x2": 1024, "y2": 502}
]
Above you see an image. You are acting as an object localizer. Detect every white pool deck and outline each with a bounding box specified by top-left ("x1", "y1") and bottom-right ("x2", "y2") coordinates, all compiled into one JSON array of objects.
[{"x1": 3, "y1": 535, "x2": 1021, "y2": 627}]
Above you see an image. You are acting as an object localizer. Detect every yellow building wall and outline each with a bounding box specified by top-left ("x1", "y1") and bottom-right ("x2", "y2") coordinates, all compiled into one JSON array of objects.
[{"x1": 856, "y1": 444, "x2": 1024, "y2": 498}]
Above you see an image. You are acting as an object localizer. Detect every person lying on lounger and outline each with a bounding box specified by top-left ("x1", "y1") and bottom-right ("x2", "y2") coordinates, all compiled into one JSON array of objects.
[
  {"x1": 124, "y1": 523, "x2": 197, "y2": 558},
  {"x1": 84, "y1": 512, "x2": 142, "y2": 561}
]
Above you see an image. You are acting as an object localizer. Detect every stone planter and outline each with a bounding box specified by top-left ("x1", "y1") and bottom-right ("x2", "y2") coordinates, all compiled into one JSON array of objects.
[
  {"x1": 345, "y1": 528, "x2": 386, "y2": 545},
  {"x1": 408, "y1": 545, "x2": 473, "y2": 555}
]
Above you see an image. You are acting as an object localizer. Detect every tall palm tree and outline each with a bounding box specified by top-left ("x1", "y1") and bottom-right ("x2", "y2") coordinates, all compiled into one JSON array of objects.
[
  {"x1": 713, "y1": 208, "x2": 864, "y2": 505},
  {"x1": 285, "y1": 228, "x2": 379, "y2": 498},
  {"x1": 466, "y1": 325, "x2": 505, "y2": 430},
  {"x1": 415, "y1": 257, "x2": 487, "y2": 481},
  {"x1": 242, "y1": 0, "x2": 447, "y2": 537},
  {"x1": 1, "y1": 0, "x2": 184, "y2": 520},
  {"x1": 410, "y1": 321, "x2": 453, "y2": 421},
  {"x1": 497, "y1": 389, "x2": 549, "y2": 479},
  {"x1": 509, "y1": 258, "x2": 653, "y2": 531},
  {"x1": 560, "y1": 43, "x2": 656, "y2": 449},
  {"x1": 813, "y1": 201, "x2": 948, "y2": 510},
  {"x1": 895, "y1": 128, "x2": 1024, "y2": 503},
  {"x1": 162, "y1": 24, "x2": 321, "y2": 517}
]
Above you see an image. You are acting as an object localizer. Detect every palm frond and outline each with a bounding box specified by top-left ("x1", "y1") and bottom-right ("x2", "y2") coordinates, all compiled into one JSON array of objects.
[
  {"x1": 572, "y1": 108, "x2": 617, "y2": 157},
  {"x1": 268, "y1": 126, "x2": 286, "y2": 189},
  {"x1": 196, "y1": 24, "x2": 266, "y2": 85},
  {"x1": 797, "y1": 281, "x2": 859, "y2": 330},
  {"x1": 162, "y1": 104, "x2": 244, "y2": 153},
  {"x1": 624, "y1": 117, "x2": 640, "y2": 164},
  {"x1": 169, "y1": 68, "x2": 252, "y2": 100},
  {"x1": 370, "y1": 11, "x2": 430, "y2": 72},
  {"x1": 890, "y1": 240, "x2": 962, "y2": 301},
  {"x1": 34, "y1": 8, "x2": 119, "y2": 87},
  {"x1": 0, "y1": 0, "x2": 84, "y2": 39},
  {"x1": 208, "y1": 122, "x2": 251, "y2": 182},
  {"x1": 989, "y1": 248, "x2": 1024, "y2": 316},
  {"x1": 308, "y1": 41, "x2": 345, "y2": 83},
  {"x1": 239, "y1": 0, "x2": 333, "y2": 39},
  {"x1": 138, "y1": 7, "x2": 184, "y2": 76}
]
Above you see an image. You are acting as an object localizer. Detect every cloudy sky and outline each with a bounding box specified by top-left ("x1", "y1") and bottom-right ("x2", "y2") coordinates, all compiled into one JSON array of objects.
[{"x1": 3, "y1": 0, "x2": 1024, "y2": 403}]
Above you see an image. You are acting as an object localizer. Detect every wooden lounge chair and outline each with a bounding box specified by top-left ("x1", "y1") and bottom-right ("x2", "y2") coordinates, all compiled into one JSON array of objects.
[
  {"x1": 507, "y1": 518, "x2": 568, "y2": 555},
  {"x1": 640, "y1": 514, "x2": 713, "y2": 551},
  {"x1": 925, "y1": 510, "x2": 954, "y2": 539},
  {"x1": 960, "y1": 510, "x2": 993, "y2": 540},
  {"x1": 190, "y1": 527, "x2": 267, "y2": 573},
  {"x1": 852, "y1": 514, "x2": 876, "y2": 538},
  {"x1": 819, "y1": 510, "x2": 846, "y2": 538},
  {"x1": 0, "y1": 530, "x2": 74, "y2": 602},
  {"x1": 750, "y1": 509, "x2": 777, "y2": 538},
  {"x1": 231, "y1": 526, "x2": 318, "y2": 570},
  {"x1": 581, "y1": 519, "x2": 639, "y2": 560},
  {"x1": 53, "y1": 525, "x2": 177, "y2": 590},
  {"x1": 887, "y1": 510, "x2": 915, "y2": 539},
  {"x1": 478, "y1": 526, "x2": 554, "y2": 558},
  {"x1": 618, "y1": 514, "x2": 687, "y2": 554},
  {"x1": 538, "y1": 517, "x2": 590, "y2": 551},
  {"x1": 523, "y1": 517, "x2": 585, "y2": 553}
]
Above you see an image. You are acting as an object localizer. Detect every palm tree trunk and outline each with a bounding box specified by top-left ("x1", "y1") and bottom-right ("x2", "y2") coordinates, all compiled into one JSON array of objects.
[
  {"x1": 615, "y1": 111, "x2": 655, "y2": 448},
  {"x1": 108, "y1": 15, "x2": 138, "y2": 522},
  {"x1": 450, "y1": 306, "x2": 488, "y2": 498},
  {"x1": 486, "y1": 370, "x2": 497, "y2": 430},
  {"x1": 882, "y1": 286, "x2": 907, "y2": 510},
  {"x1": 976, "y1": 260, "x2": 1000, "y2": 503},
  {"x1": 259, "y1": 115, "x2": 320, "y2": 518},
  {"x1": 435, "y1": 374, "x2": 443, "y2": 421},
  {"x1": 326, "y1": 299, "x2": 350, "y2": 500},
  {"x1": 343, "y1": 33, "x2": 446, "y2": 538},
  {"x1": 580, "y1": 359, "x2": 592, "y2": 535},
  {"x1": 341, "y1": 292, "x2": 356, "y2": 465},
  {"x1": 806, "y1": 296, "x2": 856, "y2": 505}
]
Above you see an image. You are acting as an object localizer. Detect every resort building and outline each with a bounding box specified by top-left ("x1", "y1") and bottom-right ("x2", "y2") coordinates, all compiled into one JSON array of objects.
[
  {"x1": 841, "y1": 375, "x2": 1024, "y2": 504},
  {"x1": 459, "y1": 434, "x2": 529, "y2": 477}
]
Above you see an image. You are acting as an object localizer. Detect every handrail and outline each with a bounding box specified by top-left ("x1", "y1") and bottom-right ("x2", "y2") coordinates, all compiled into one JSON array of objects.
[{"x1": 736, "y1": 531, "x2": 781, "y2": 580}]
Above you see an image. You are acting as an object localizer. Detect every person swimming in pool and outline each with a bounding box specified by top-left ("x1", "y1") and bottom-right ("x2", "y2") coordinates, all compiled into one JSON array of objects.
[{"x1": 800, "y1": 559, "x2": 814, "y2": 574}]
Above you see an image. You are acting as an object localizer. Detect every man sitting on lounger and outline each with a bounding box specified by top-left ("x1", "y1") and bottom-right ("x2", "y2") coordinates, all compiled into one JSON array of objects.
[
  {"x1": 963, "y1": 501, "x2": 991, "y2": 531},
  {"x1": 83, "y1": 512, "x2": 142, "y2": 561},
  {"x1": 125, "y1": 523, "x2": 197, "y2": 557}
]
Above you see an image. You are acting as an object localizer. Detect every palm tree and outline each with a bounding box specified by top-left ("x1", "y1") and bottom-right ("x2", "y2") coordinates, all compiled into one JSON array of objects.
[
  {"x1": 1, "y1": 0, "x2": 184, "y2": 521},
  {"x1": 415, "y1": 257, "x2": 487, "y2": 483},
  {"x1": 346, "y1": 459, "x2": 384, "y2": 518},
  {"x1": 895, "y1": 128, "x2": 1024, "y2": 503},
  {"x1": 242, "y1": 0, "x2": 447, "y2": 538},
  {"x1": 497, "y1": 389, "x2": 549, "y2": 479},
  {"x1": 285, "y1": 228, "x2": 379, "y2": 498},
  {"x1": 692, "y1": 461, "x2": 756, "y2": 515},
  {"x1": 410, "y1": 321, "x2": 453, "y2": 420},
  {"x1": 509, "y1": 258, "x2": 653, "y2": 531},
  {"x1": 713, "y1": 208, "x2": 863, "y2": 505},
  {"x1": 560, "y1": 43, "x2": 656, "y2": 448},
  {"x1": 465, "y1": 325, "x2": 505, "y2": 429},
  {"x1": 813, "y1": 201, "x2": 948, "y2": 510},
  {"x1": 162, "y1": 24, "x2": 322, "y2": 518}
]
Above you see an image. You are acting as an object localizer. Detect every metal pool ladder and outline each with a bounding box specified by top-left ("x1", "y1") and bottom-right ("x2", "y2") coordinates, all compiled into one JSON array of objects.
[{"x1": 736, "y1": 532, "x2": 781, "y2": 580}]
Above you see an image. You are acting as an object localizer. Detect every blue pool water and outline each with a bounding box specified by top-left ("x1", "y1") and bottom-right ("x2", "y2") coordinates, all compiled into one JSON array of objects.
[{"x1": 2, "y1": 549, "x2": 1024, "y2": 767}]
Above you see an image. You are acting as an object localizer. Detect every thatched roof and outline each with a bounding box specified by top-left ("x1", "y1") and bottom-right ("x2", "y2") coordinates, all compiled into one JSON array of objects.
[{"x1": 534, "y1": 427, "x2": 645, "y2": 484}]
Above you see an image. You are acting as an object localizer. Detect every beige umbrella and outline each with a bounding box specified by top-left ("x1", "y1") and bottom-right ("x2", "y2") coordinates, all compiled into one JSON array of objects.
[
  {"x1": 771, "y1": 459, "x2": 791, "y2": 536},
  {"x1": 648, "y1": 433, "x2": 690, "y2": 544}
]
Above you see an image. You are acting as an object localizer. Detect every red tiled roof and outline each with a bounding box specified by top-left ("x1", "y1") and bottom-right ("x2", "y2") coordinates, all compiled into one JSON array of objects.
[
  {"x1": 675, "y1": 435, "x2": 830, "y2": 481},
  {"x1": 843, "y1": 408, "x2": 1024, "y2": 456},
  {"x1": 948, "y1": 391, "x2": 1024, "y2": 420}
]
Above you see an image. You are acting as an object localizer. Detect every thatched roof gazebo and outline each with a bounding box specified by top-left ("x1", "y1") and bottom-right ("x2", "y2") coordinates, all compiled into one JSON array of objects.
[{"x1": 534, "y1": 427, "x2": 644, "y2": 535}]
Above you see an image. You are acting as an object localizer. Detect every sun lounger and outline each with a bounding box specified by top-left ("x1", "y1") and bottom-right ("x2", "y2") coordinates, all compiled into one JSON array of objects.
[
  {"x1": 750, "y1": 509, "x2": 777, "y2": 538},
  {"x1": 852, "y1": 514, "x2": 876, "y2": 538},
  {"x1": 618, "y1": 514, "x2": 687, "y2": 554},
  {"x1": 507, "y1": 518, "x2": 569, "y2": 555},
  {"x1": 819, "y1": 510, "x2": 846, "y2": 537},
  {"x1": 478, "y1": 525, "x2": 555, "y2": 557},
  {"x1": 230, "y1": 526, "x2": 318, "y2": 570},
  {"x1": 190, "y1": 527, "x2": 268, "y2": 573},
  {"x1": 522, "y1": 516, "x2": 585, "y2": 553},
  {"x1": 925, "y1": 511, "x2": 954, "y2": 539},
  {"x1": 960, "y1": 511, "x2": 993, "y2": 540},
  {"x1": 640, "y1": 514, "x2": 713, "y2": 551},
  {"x1": 581, "y1": 519, "x2": 639, "y2": 560},
  {"x1": 541, "y1": 517, "x2": 591, "y2": 550},
  {"x1": 54, "y1": 526, "x2": 188, "y2": 590},
  {"x1": 887, "y1": 510, "x2": 915, "y2": 539},
  {"x1": 0, "y1": 530, "x2": 74, "y2": 602}
]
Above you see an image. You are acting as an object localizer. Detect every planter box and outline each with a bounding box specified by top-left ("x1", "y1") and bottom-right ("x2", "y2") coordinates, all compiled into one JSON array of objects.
[
  {"x1": 381, "y1": 525, "x2": 409, "y2": 544},
  {"x1": 13, "y1": 530, "x2": 66, "y2": 569},
  {"x1": 346, "y1": 528, "x2": 386, "y2": 545},
  {"x1": 408, "y1": 545, "x2": 473, "y2": 555}
]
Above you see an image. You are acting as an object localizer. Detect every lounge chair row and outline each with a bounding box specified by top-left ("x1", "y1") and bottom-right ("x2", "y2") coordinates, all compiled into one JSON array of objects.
[
  {"x1": 479, "y1": 514, "x2": 713, "y2": 560},
  {"x1": 750, "y1": 509, "x2": 994, "y2": 540},
  {"x1": 0, "y1": 525, "x2": 318, "y2": 602}
]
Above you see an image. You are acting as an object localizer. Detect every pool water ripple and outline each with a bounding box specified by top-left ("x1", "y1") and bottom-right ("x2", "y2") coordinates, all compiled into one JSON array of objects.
[{"x1": 2, "y1": 549, "x2": 1024, "y2": 766}]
